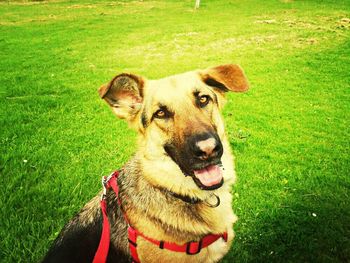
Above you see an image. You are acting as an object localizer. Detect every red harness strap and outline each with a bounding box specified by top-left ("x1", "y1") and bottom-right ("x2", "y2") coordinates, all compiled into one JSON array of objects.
[
  {"x1": 93, "y1": 171, "x2": 228, "y2": 263},
  {"x1": 92, "y1": 199, "x2": 110, "y2": 263},
  {"x1": 92, "y1": 172, "x2": 120, "y2": 263}
]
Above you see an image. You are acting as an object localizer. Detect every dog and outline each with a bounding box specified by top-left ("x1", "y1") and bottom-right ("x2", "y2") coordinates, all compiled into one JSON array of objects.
[{"x1": 42, "y1": 64, "x2": 249, "y2": 263}]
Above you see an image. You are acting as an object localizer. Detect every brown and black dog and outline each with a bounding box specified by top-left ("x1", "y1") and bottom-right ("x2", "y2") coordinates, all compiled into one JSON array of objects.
[{"x1": 43, "y1": 64, "x2": 249, "y2": 263}]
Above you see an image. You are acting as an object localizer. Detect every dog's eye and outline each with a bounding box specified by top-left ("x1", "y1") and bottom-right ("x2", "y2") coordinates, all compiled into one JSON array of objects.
[
  {"x1": 154, "y1": 109, "x2": 166, "y2": 118},
  {"x1": 152, "y1": 106, "x2": 173, "y2": 120},
  {"x1": 198, "y1": 95, "x2": 210, "y2": 107}
]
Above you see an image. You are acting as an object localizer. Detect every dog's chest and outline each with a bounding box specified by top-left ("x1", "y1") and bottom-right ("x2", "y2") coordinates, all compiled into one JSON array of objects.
[{"x1": 122, "y1": 192, "x2": 236, "y2": 263}]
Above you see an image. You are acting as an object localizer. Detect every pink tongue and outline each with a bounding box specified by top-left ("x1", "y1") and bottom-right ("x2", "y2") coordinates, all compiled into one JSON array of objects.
[{"x1": 193, "y1": 165, "x2": 223, "y2": 187}]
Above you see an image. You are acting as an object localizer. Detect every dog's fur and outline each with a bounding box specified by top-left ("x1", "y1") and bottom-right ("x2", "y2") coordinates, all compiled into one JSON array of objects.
[{"x1": 43, "y1": 64, "x2": 249, "y2": 263}]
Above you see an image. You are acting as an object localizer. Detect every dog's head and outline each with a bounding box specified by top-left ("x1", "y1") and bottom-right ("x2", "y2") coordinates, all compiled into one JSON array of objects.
[{"x1": 99, "y1": 64, "x2": 248, "y2": 195}]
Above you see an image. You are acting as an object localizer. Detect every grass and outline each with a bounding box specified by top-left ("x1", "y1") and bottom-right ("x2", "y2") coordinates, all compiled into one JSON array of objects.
[{"x1": 0, "y1": 0, "x2": 349, "y2": 262}]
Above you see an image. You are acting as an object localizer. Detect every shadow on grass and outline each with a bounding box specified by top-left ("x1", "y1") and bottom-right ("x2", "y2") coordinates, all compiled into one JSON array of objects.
[{"x1": 225, "y1": 189, "x2": 350, "y2": 262}]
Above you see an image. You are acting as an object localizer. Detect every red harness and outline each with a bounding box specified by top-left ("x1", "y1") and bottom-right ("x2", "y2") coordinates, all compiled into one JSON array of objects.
[{"x1": 92, "y1": 171, "x2": 228, "y2": 263}]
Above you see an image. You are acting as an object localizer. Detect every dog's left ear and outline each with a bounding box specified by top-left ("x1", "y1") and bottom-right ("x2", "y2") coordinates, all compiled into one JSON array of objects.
[
  {"x1": 200, "y1": 64, "x2": 249, "y2": 93},
  {"x1": 98, "y1": 73, "x2": 144, "y2": 122}
]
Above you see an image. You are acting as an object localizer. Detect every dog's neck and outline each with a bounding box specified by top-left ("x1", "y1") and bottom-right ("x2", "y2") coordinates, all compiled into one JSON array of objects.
[
  {"x1": 158, "y1": 187, "x2": 221, "y2": 208},
  {"x1": 117, "y1": 158, "x2": 235, "y2": 241},
  {"x1": 161, "y1": 188, "x2": 202, "y2": 204}
]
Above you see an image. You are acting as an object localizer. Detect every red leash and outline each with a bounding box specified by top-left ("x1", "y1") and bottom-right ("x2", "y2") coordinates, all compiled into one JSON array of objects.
[{"x1": 93, "y1": 171, "x2": 228, "y2": 263}]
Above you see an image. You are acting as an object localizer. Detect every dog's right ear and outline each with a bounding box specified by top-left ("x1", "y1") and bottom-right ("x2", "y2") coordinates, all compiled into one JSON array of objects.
[{"x1": 98, "y1": 73, "x2": 144, "y2": 121}]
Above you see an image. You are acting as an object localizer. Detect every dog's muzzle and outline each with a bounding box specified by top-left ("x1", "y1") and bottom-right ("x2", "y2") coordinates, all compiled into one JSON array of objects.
[{"x1": 164, "y1": 132, "x2": 224, "y2": 190}]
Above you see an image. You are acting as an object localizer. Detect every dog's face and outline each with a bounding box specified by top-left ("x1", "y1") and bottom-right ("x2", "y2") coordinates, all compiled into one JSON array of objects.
[{"x1": 99, "y1": 64, "x2": 248, "y2": 193}]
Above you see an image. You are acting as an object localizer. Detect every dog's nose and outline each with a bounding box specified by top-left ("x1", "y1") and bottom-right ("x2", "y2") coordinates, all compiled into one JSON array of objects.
[{"x1": 193, "y1": 136, "x2": 223, "y2": 160}]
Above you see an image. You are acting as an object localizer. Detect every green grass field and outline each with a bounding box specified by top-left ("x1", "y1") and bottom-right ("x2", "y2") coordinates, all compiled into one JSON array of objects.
[{"x1": 1, "y1": 0, "x2": 349, "y2": 262}]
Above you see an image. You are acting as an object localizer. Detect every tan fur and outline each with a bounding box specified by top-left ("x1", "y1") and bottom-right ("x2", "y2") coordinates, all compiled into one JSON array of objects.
[{"x1": 97, "y1": 64, "x2": 249, "y2": 262}]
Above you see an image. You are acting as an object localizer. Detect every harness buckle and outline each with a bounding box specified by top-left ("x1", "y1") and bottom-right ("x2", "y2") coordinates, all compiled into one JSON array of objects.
[
  {"x1": 186, "y1": 240, "x2": 202, "y2": 255},
  {"x1": 222, "y1": 232, "x2": 228, "y2": 242},
  {"x1": 128, "y1": 225, "x2": 138, "y2": 246},
  {"x1": 100, "y1": 172, "x2": 115, "y2": 200},
  {"x1": 159, "y1": 241, "x2": 165, "y2": 249}
]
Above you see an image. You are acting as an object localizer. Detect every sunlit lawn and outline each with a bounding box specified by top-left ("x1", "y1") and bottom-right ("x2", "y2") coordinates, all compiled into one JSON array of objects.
[{"x1": 0, "y1": 0, "x2": 349, "y2": 262}]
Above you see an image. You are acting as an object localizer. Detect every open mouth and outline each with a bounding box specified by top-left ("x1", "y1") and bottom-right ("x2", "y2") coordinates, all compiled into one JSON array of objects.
[
  {"x1": 163, "y1": 141, "x2": 224, "y2": 190},
  {"x1": 192, "y1": 164, "x2": 224, "y2": 190}
]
